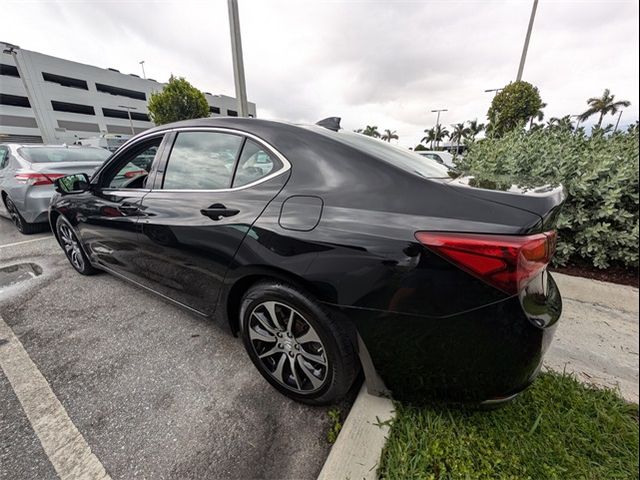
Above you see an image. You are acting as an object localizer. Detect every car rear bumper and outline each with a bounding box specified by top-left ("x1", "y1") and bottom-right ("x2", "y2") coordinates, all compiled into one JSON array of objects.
[
  {"x1": 329, "y1": 272, "x2": 561, "y2": 404},
  {"x1": 21, "y1": 186, "x2": 54, "y2": 223}
]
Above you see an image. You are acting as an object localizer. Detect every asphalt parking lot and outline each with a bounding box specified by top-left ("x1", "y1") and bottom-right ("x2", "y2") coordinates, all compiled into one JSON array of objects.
[{"x1": 0, "y1": 216, "x2": 352, "y2": 480}]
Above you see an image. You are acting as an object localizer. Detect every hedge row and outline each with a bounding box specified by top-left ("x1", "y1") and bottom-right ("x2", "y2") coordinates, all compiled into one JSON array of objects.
[{"x1": 457, "y1": 124, "x2": 639, "y2": 269}]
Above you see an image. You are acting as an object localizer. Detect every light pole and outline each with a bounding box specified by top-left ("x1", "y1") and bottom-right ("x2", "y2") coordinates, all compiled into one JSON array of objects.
[
  {"x1": 614, "y1": 110, "x2": 624, "y2": 132},
  {"x1": 118, "y1": 105, "x2": 137, "y2": 135},
  {"x1": 484, "y1": 88, "x2": 503, "y2": 97},
  {"x1": 228, "y1": 0, "x2": 249, "y2": 117},
  {"x1": 431, "y1": 109, "x2": 447, "y2": 150},
  {"x1": 139, "y1": 60, "x2": 146, "y2": 79},
  {"x1": 516, "y1": 0, "x2": 539, "y2": 81}
]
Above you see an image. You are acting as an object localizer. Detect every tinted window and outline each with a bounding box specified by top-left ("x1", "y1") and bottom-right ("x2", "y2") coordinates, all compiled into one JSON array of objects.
[
  {"x1": 311, "y1": 128, "x2": 451, "y2": 179},
  {"x1": 0, "y1": 147, "x2": 9, "y2": 169},
  {"x1": 163, "y1": 132, "x2": 243, "y2": 190},
  {"x1": 107, "y1": 138, "x2": 161, "y2": 189},
  {"x1": 18, "y1": 147, "x2": 110, "y2": 163},
  {"x1": 233, "y1": 140, "x2": 282, "y2": 187}
]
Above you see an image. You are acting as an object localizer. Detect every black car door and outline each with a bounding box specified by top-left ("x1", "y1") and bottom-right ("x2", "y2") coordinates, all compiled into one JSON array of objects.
[
  {"x1": 134, "y1": 128, "x2": 290, "y2": 315},
  {"x1": 75, "y1": 133, "x2": 169, "y2": 283}
]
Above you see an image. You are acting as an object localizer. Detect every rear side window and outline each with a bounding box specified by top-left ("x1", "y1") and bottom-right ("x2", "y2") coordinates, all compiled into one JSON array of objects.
[
  {"x1": 311, "y1": 127, "x2": 451, "y2": 179},
  {"x1": 233, "y1": 140, "x2": 282, "y2": 187},
  {"x1": 0, "y1": 147, "x2": 8, "y2": 169},
  {"x1": 18, "y1": 147, "x2": 110, "y2": 163},
  {"x1": 163, "y1": 132, "x2": 243, "y2": 190}
]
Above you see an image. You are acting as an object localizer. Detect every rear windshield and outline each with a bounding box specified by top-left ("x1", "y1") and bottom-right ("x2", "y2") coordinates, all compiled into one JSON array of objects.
[
  {"x1": 310, "y1": 127, "x2": 451, "y2": 179},
  {"x1": 19, "y1": 147, "x2": 111, "y2": 163}
]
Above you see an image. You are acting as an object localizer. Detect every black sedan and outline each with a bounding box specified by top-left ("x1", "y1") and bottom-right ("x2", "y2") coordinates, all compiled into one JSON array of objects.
[{"x1": 49, "y1": 117, "x2": 564, "y2": 405}]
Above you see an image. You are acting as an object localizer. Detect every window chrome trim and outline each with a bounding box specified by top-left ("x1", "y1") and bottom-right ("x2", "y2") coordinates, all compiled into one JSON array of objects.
[{"x1": 120, "y1": 126, "x2": 291, "y2": 193}]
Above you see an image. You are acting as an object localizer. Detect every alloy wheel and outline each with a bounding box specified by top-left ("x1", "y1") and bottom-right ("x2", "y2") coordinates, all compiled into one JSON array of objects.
[
  {"x1": 58, "y1": 223, "x2": 85, "y2": 271},
  {"x1": 5, "y1": 198, "x2": 24, "y2": 231},
  {"x1": 248, "y1": 301, "x2": 328, "y2": 394}
]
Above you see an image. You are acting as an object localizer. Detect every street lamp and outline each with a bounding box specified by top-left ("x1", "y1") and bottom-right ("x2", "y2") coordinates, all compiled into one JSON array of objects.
[
  {"x1": 431, "y1": 109, "x2": 448, "y2": 130},
  {"x1": 118, "y1": 105, "x2": 137, "y2": 135},
  {"x1": 516, "y1": 0, "x2": 539, "y2": 81},
  {"x1": 484, "y1": 88, "x2": 503, "y2": 97},
  {"x1": 139, "y1": 60, "x2": 146, "y2": 79}
]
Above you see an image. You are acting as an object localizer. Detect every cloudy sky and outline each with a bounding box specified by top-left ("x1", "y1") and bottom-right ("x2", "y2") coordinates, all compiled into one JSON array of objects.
[{"x1": 4, "y1": 0, "x2": 639, "y2": 146}]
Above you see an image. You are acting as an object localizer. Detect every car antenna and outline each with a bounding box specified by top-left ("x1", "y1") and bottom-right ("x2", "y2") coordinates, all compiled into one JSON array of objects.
[{"x1": 315, "y1": 117, "x2": 341, "y2": 132}]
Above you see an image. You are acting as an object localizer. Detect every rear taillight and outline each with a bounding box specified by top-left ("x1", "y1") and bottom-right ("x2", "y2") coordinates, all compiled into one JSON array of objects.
[
  {"x1": 415, "y1": 231, "x2": 557, "y2": 295},
  {"x1": 15, "y1": 172, "x2": 65, "y2": 186},
  {"x1": 124, "y1": 170, "x2": 146, "y2": 178}
]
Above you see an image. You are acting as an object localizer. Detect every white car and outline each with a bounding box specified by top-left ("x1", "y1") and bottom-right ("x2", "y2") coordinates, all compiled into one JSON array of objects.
[{"x1": 417, "y1": 150, "x2": 455, "y2": 169}]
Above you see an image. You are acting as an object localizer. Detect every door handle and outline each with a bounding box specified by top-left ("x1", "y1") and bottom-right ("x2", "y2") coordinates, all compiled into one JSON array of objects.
[{"x1": 200, "y1": 203, "x2": 240, "y2": 220}]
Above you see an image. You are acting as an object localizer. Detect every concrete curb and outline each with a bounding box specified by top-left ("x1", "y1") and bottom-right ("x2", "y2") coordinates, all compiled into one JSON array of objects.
[
  {"x1": 317, "y1": 385, "x2": 395, "y2": 480},
  {"x1": 553, "y1": 272, "x2": 639, "y2": 314}
]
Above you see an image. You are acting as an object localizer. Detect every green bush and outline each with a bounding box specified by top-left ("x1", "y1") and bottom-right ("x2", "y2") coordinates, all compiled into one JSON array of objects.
[{"x1": 456, "y1": 124, "x2": 639, "y2": 269}]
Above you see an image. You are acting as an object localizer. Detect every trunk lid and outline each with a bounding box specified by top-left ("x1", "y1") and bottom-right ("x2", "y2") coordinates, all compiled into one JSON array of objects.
[
  {"x1": 446, "y1": 176, "x2": 566, "y2": 231},
  {"x1": 27, "y1": 161, "x2": 104, "y2": 176}
]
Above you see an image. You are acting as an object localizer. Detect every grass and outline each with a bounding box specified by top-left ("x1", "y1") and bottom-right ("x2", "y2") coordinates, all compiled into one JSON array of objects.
[
  {"x1": 378, "y1": 372, "x2": 639, "y2": 480},
  {"x1": 326, "y1": 407, "x2": 343, "y2": 444}
]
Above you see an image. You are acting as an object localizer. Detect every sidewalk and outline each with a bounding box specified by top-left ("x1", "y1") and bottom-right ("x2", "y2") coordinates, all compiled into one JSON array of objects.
[{"x1": 546, "y1": 272, "x2": 639, "y2": 403}]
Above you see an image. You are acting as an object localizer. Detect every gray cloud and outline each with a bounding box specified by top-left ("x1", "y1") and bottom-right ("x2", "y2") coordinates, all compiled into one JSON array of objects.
[{"x1": 4, "y1": 0, "x2": 638, "y2": 146}]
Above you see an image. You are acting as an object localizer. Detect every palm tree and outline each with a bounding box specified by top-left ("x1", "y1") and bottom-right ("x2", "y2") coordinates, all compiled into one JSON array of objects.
[
  {"x1": 353, "y1": 128, "x2": 364, "y2": 134},
  {"x1": 529, "y1": 102, "x2": 547, "y2": 129},
  {"x1": 432, "y1": 124, "x2": 449, "y2": 149},
  {"x1": 465, "y1": 119, "x2": 485, "y2": 141},
  {"x1": 421, "y1": 127, "x2": 436, "y2": 149},
  {"x1": 579, "y1": 89, "x2": 631, "y2": 128},
  {"x1": 449, "y1": 123, "x2": 470, "y2": 153},
  {"x1": 546, "y1": 115, "x2": 573, "y2": 131},
  {"x1": 362, "y1": 125, "x2": 381, "y2": 138},
  {"x1": 381, "y1": 129, "x2": 399, "y2": 142}
]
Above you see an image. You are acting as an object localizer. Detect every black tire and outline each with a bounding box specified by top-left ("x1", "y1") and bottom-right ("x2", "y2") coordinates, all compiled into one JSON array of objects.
[
  {"x1": 4, "y1": 196, "x2": 46, "y2": 234},
  {"x1": 240, "y1": 281, "x2": 359, "y2": 405},
  {"x1": 55, "y1": 216, "x2": 98, "y2": 275}
]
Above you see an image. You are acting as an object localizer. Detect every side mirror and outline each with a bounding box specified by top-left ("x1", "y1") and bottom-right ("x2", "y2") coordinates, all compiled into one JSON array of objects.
[{"x1": 54, "y1": 173, "x2": 90, "y2": 195}]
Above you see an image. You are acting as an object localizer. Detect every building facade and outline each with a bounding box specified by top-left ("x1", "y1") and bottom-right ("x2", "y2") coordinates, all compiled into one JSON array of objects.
[{"x1": 0, "y1": 41, "x2": 256, "y2": 144}]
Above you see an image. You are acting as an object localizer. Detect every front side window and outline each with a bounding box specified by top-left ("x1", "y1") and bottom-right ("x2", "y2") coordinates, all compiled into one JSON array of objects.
[
  {"x1": 106, "y1": 137, "x2": 162, "y2": 189},
  {"x1": 162, "y1": 132, "x2": 243, "y2": 190},
  {"x1": 233, "y1": 140, "x2": 282, "y2": 187}
]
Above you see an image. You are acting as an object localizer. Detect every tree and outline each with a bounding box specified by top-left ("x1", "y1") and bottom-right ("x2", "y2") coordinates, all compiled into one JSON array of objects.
[
  {"x1": 465, "y1": 119, "x2": 485, "y2": 141},
  {"x1": 432, "y1": 124, "x2": 449, "y2": 149},
  {"x1": 486, "y1": 81, "x2": 543, "y2": 137},
  {"x1": 449, "y1": 123, "x2": 470, "y2": 152},
  {"x1": 362, "y1": 125, "x2": 381, "y2": 138},
  {"x1": 421, "y1": 127, "x2": 436, "y2": 149},
  {"x1": 381, "y1": 129, "x2": 399, "y2": 142},
  {"x1": 546, "y1": 115, "x2": 574, "y2": 131},
  {"x1": 579, "y1": 89, "x2": 631, "y2": 129},
  {"x1": 147, "y1": 75, "x2": 209, "y2": 125},
  {"x1": 528, "y1": 102, "x2": 547, "y2": 129},
  {"x1": 414, "y1": 144, "x2": 427, "y2": 151}
]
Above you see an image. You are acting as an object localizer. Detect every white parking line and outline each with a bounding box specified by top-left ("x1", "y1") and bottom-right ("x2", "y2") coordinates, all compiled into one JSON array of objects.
[
  {"x1": 0, "y1": 315, "x2": 111, "y2": 480},
  {"x1": 0, "y1": 236, "x2": 53, "y2": 250}
]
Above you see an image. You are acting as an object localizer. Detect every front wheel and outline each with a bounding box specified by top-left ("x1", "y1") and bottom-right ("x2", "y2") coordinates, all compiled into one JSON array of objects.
[
  {"x1": 56, "y1": 216, "x2": 97, "y2": 275},
  {"x1": 240, "y1": 281, "x2": 359, "y2": 405}
]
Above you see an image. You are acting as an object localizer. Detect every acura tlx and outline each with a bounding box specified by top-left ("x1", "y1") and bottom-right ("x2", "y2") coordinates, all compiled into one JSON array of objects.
[{"x1": 49, "y1": 116, "x2": 564, "y2": 405}]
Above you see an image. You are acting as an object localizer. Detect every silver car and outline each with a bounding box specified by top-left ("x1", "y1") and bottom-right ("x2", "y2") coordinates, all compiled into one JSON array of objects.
[{"x1": 0, "y1": 144, "x2": 110, "y2": 234}]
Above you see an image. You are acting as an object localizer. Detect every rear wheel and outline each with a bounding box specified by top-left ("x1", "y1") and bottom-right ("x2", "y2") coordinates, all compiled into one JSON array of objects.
[
  {"x1": 5, "y1": 196, "x2": 45, "y2": 234},
  {"x1": 240, "y1": 281, "x2": 358, "y2": 405},
  {"x1": 56, "y1": 216, "x2": 97, "y2": 275}
]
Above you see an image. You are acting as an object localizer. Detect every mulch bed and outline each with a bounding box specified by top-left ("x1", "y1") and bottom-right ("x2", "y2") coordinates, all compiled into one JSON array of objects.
[{"x1": 551, "y1": 264, "x2": 639, "y2": 288}]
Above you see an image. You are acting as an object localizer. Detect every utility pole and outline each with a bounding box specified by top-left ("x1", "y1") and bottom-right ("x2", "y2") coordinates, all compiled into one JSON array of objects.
[
  {"x1": 118, "y1": 105, "x2": 137, "y2": 135},
  {"x1": 228, "y1": 0, "x2": 249, "y2": 117},
  {"x1": 139, "y1": 60, "x2": 146, "y2": 79},
  {"x1": 516, "y1": 0, "x2": 539, "y2": 81}
]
